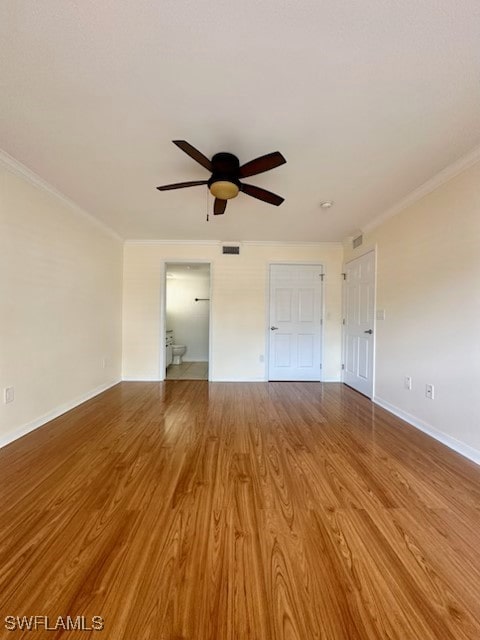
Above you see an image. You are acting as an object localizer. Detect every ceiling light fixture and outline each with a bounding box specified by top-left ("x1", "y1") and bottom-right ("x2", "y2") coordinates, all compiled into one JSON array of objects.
[
  {"x1": 320, "y1": 200, "x2": 334, "y2": 209},
  {"x1": 209, "y1": 180, "x2": 240, "y2": 200}
]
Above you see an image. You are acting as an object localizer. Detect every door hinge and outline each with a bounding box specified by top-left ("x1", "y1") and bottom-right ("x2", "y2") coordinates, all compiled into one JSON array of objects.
[
  {"x1": 341, "y1": 273, "x2": 347, "y2": 281},
  {"x1": 319, "y1": 273, "x2": 325, "y2": 281},
  {"x1": 342, "y1": 318, "x2": 345, "y2": 325},
  {"x1": 341, "y1": 364, "x2": 345, "y2": 370}
]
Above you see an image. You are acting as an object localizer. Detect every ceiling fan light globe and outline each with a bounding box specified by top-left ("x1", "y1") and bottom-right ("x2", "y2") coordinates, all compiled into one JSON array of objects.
[{"x1": 209, "y1": 181, "x2": 239, "y2": 200}]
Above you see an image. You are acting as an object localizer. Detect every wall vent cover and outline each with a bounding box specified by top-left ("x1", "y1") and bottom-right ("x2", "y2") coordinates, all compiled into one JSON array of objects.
[
  {"x1": 222, "y1": 245, "x2": 240, "y2": 255},
  {"x1": 352, "y1": 234, "x2": 363, "y2": 249}
]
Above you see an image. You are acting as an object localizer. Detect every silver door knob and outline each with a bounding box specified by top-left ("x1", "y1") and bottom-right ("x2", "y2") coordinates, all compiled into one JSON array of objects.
[
  {"x1": 364, "y1": 329, "x2": 373, "y2": 334},
  {"x1": 270, "y1": 326, "x2": 279, "y2": 330}
]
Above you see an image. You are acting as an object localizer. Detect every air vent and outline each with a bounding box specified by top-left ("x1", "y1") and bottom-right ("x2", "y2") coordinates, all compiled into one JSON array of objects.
[
  {"x1": 352, "y1": 234, "x2": 363, "y2": 249},
  {"x1": 222, "y1": 245, "x2": 240, "y2": 255}
]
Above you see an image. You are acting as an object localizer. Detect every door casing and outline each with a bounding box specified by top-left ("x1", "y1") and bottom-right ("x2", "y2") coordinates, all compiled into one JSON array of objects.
[{"x1": 160, "y1": 260, "x2": 213, "y2": 381}]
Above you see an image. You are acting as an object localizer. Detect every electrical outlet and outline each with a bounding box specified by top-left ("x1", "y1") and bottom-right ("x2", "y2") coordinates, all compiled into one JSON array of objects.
[
  {"x1": 4, "y1": 387, "x2": 14, "y2": 404},
  {"x1": 259, "y1": 354, "x2": 264, "y2": 363},
  {"x1": 404, "y1": 376, "x2": 412, "y2": 390},
  {"x1": 426, "y1": 384, "x2": 435, "y2": 400}
]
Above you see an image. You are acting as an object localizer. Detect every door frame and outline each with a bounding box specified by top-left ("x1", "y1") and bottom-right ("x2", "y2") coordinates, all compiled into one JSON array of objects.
[
  {"x1": 266, "y1": 262, "x2": 325, "y2": 382},
  {"x1": 341, "y1": 248, "x2": 377, "y2": 398},
  {"x1": 159, "y1": 259, "x2": 213, "y2": 381}
]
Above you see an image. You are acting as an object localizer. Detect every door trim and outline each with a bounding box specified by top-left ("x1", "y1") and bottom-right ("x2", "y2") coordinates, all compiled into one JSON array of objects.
[
  {"x1": 160, "y1": 259, "x2": 213, "y2": 381},
  {"x1": 266, "y1": 262, "x2": 324, "y2": 382}
]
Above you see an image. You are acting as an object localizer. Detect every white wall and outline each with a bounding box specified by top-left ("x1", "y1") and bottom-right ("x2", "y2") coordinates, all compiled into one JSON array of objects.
[
  {"x1": 123, "y1": 242, "x2": 344, "y2": 381},
  {"x1": 344, "y1": 160, "x2": 480, "y2": 460},
  {"x1": 0, "y1": 157, "x2": 123, "y2": 446},
  {"x1": 166, "y1": 265, "x2": 210, "y2": 361}
]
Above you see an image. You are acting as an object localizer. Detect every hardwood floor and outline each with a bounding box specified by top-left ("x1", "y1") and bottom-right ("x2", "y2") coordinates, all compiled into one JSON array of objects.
[{"x1": 1, "y1": 381, "x2": 480, "y2": 639}]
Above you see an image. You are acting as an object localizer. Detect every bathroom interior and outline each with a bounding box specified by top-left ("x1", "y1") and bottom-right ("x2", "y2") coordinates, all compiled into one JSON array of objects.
[{"x1": 165, "y1": 262, "x2": 210, "y2": 380}]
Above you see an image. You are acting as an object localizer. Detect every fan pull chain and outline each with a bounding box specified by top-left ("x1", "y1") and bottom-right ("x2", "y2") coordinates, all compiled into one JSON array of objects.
[{"x1": 206, "y1": 186, "x2": 209, "y2": 222}]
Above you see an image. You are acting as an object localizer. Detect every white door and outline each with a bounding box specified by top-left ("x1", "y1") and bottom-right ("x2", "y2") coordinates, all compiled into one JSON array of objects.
[
  {"x1": 343, "y1": 251, "x2": 375, "y2": 397},
  {"x1": 268, "y1": 264, "x2": 323, "y2": 381}
]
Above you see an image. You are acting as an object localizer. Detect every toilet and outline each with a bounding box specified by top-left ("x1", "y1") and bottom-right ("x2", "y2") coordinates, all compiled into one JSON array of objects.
[{"x1": 172, "y1": 344, "x2": 186, "y2": 365}]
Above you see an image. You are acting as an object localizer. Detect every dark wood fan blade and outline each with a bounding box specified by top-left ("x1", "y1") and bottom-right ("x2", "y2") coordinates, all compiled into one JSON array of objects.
[
  {"x1": 157, "y1": 180, "x2": 208, "y2": 191},
  {"x1": 239, "y1": 151, "x2": 286, "y2": 178},
  {"x1": 172, "y1": 140, "x2": 212, "y2": 171},
  {"x1": 214, "y1": 198, "x2": 227, "y2": 215},
  {"x1": 240, "y1": 183, "x2": 284, "y2": 206}
]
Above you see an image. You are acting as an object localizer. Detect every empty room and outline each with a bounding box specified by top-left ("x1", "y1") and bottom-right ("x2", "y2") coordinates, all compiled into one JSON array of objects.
[{"x1": 1, "y1": 2, "x2": 480, "y2": 638}]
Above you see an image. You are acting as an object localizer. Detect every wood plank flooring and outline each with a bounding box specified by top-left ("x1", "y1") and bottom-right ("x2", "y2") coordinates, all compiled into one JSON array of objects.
[{"x1": 1, "y1": 381, "x2": 480, "y2": 639}]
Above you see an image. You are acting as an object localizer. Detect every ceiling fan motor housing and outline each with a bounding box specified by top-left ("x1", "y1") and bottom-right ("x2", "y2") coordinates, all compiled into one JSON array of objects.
[{"x1": 208, "y1": 152, "x2": 241, "y2": 199}]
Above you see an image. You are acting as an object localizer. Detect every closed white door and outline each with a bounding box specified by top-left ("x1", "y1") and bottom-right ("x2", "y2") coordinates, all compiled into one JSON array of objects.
[
  {"x1": 268, "y1": 264, "x2": 323, "y2": 381},
  {"x1": 343, "y1": 250, "x2": 375, "y2": 397}
]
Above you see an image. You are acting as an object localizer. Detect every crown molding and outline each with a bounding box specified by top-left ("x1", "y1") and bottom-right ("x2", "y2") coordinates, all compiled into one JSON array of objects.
[
  {"x1": 125, "y1": 239, "x2": 342, "y2": 247},
  {"x1": 125, "y1": 239, "x2": 222, "y2": 245},
  {"x1": 362, "y1": 144, "x2": 480, "y2": 233},
  {"x1": 242, "y1": 240, "x2": 343, "y2": 247},
  {"x1": 0, "y1": 149, "x2": 123, "y2": 242}
]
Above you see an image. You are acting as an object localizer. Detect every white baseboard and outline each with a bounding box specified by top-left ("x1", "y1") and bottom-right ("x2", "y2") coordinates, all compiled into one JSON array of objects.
[
  {"x1": 210, "y1": 378, "x2": 266, "y2": 382},
  {"x1": 211, "y1": 378, "x2": 339, "y2": 383},
  {"x1": 122, "y1": 377, "x2": 161, "y2": 382},
  {"x1": 373, "y1": 396, "x2": 480, "y2": 466},
  {"x1": 0, "y1": 379, "x2": 121, "y2": 450}
]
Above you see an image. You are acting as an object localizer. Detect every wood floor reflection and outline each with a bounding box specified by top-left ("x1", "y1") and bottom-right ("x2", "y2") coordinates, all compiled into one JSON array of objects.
[{"x1": 1, "y1": 381, "x2": 480, "y2": 639}]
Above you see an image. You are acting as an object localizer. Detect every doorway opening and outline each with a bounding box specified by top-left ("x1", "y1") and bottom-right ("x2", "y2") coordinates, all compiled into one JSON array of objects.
[{"x1": 165, "y1": 262, "x2": 211, "y2": 380}]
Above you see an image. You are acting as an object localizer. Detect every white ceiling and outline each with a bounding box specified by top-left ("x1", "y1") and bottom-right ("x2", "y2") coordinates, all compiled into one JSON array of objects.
[{"x1": 1, "y1": 1, "x2": 480, "y2": 241}]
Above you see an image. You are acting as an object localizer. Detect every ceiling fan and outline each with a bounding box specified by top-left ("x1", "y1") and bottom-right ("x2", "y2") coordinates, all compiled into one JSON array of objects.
[{"x1": 157, "y1": 140, "x2": 286, "y2": 215}]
